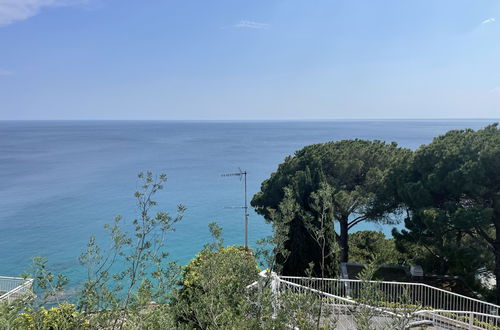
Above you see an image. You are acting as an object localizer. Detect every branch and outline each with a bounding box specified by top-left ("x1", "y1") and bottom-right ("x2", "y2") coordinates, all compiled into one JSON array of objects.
[
  {"x1": 474, "y1": 225, "x2": 495, "y2": 246},
  {"x1": 462, "y1": 229, "x2": 496, "y2": 254},
  {"x1": 348, "y1": 199, "x2": 360, "y2": 214},
  {"x1": 348, "y1": 215, "x2": 367, "y2": 230},
  {"x1": 421, "y1": 243, "x2": 443, "y2": 260}
]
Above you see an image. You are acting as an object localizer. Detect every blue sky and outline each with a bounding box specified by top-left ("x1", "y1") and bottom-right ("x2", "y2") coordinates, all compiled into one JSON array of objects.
[{"x1": 0, "y1": 0, "x2": 499, "y2": 120}]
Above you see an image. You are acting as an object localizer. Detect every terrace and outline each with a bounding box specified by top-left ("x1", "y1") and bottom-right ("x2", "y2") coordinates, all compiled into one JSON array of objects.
[
  {"x1": 0, "y1": 276, "x2": 34, "y2": 304},
  {"x1": 248, "y1": 271, "x2": 500, "y2": 329}
]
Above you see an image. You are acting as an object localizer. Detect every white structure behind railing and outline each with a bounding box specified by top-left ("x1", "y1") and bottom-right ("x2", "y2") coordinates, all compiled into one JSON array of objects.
[{"x1": 0, "y1": 276, "x2": 34, "y2": 304}]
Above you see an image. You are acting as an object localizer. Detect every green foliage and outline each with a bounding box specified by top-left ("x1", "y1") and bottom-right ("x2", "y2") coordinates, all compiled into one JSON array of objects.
[
  {"x1": 0, "y1": 298, "x2": 28, "y2": 330},
  {"x1": 350, "y1": 261, "x2": 422, "y2": 330},
  {"x1": 350, "y1": 261, "x2": 384, "y2": 330},
  {"x1": 245, "y1": 273, "x2": 337, "y2": 330},
  {"x1": 391, "y1": 124, "x2": 500, "y2": 300},
  {"x1": 252, "y1": 139, "x2": 410, "y2": 275},
  {"x1": 76, "y1": 171, "x2": 184, "y2": 328},
  {"x1": 302, "y1": 182, "x2": 339, "y2": 278},
  {"x1": 172, "y1": 222, "x2": 259, "y2": 329},
  {"x1": 255, "y1": 187, "x2": 295, "y2": 274},
  {"x1": 348, "y1": 231, "x2": 404, "y2": 265},
  {"x1": 385, "y1": 291, "x2": 423, "y2": 330},
  {"x1": 270, "y1": 291, "x2": 336, "y2": 329},
  {"x1": 3, "y1": 124, "x2": 500, "y2": 329},
  {"x1": 123, "y1": 303, "x2": 176, "y2": 329},
  {"x1": 16, "y1": 302, "x2": 90, "y2": 330},
  {"x1": 0, "y1": 257, "x2": 80, "y2": 330},
  {"x1": 26, "y1": 256, "x2": 68, "y2": 306}
]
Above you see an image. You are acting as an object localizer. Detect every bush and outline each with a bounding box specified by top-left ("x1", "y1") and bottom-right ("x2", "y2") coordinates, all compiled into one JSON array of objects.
[
  {"x1": 172, "y1": 224, "x2": 259, "y2": 329},
  {"x1": 16, "y1": 302, "x2": 90, "y2": 330}
]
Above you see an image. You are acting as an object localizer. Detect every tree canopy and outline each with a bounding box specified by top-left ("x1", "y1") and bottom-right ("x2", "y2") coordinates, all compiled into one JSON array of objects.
[
  {"x1": 251, "y1": 139, "x2": 410, "y2": 275},
  {"x1": 392, "y1": 123, "x2": 500, "y2": 302},
  {"x1": 348, "y1": 231, "x2": 403, "y2": 265}
]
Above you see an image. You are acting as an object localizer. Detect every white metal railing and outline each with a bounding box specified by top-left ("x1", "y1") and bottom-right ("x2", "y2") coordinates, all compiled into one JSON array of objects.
[
  {"x1": 249, "y1": 273, "x2": 500, "y2": 329},
  {"x1": 278, "y1": 278, "x2": 403, "y2": 329},
  {"x1": 413, "y1": 310, "x2": 500, "y2": 330},
  {"x1": 248, "y1": 271, "x2": 415, "y2": 329},
  {"x1": 280, "y1": 276, "x2": 500, "y2": 316},
  {"x1": 0, "y1": 276, "x2": 34, "y2": 303}
]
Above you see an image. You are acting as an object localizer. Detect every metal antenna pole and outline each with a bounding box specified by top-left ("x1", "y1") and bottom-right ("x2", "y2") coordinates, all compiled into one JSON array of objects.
[
  {"x1": 243, "y1": 170, "x2": 248, "y2": 249},
  {"x1": 222, "y1": 169, "x2": 249, "y2": 250}
]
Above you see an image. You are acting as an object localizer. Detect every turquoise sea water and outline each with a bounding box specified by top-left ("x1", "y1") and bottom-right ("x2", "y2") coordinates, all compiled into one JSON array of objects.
[{"x1": 0, "y1": 120, "x2": 495, "y2": 288}]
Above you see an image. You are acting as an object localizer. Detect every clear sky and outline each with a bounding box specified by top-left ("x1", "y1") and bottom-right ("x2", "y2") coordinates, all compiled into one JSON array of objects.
[{"x1": 0, "y1": 0, "x2": 499, "y2": 120}]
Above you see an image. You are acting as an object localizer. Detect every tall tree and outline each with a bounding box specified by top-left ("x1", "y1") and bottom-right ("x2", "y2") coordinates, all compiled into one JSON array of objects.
[
  {"x1": 251, "y1": 139, "x2": 409, "y2": 275},
  {"x1": 392, "y1": 124, "x2": 500, "y2": 303}
]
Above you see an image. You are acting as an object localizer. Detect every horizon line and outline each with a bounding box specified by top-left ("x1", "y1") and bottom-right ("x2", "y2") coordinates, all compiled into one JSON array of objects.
[{"x1": 1, "y1": 118, "x2": 499, "y2": 122}]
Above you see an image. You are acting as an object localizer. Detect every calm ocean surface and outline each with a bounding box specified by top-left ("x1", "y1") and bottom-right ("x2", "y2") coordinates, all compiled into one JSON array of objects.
[{"x1": 0, "y1": 120, "x2": 495, "y2": 287}]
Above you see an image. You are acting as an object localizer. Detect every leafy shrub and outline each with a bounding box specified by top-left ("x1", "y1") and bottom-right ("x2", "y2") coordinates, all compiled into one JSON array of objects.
[
  {"x1": 16, "y1": 302, "x2": 90, "y2": 330},
  {"x1": 172, "y1": 223, "x2": 259, "y2": 328}
]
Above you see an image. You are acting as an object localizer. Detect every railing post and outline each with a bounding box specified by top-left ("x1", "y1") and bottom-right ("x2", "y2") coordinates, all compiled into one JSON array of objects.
[
  {"x1": 259, "y1": 270, "x2": 280, "y2": 319},
  {"x1": 468, "y1": 311, "x2": 474, "y2": 329}
]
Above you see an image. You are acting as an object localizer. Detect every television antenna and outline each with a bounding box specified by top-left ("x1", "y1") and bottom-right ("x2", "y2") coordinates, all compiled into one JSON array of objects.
[{"x1": 222, "y1": 168, "x2": 249, "y2": 249}]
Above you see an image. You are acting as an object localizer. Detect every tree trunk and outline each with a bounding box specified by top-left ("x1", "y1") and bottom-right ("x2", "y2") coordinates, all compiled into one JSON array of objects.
[
  {"x1": 495, "y1": 249, "x2": 500, "y2": 305},
  {"x1": 340, "y1": 216, "x2": 349, "y2": 263},
  {"x1": 495, "y1": 220, "x2": 500, "y2": 305},
  {"x1": 494, "y1": 197, "x2": 500, "y2": 305},
  {"x1": 455, "y1": 231, "x2": 462, "y2": 248}
]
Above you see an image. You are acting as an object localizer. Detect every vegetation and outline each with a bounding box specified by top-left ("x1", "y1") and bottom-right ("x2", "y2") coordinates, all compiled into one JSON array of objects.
[
  {"x1": 252, "y1": 125, "x2": 498, "y2": 301},
  {"x1": 348, "y1": 231, "x2": 403, "y2": 265},
  {"x1": 1, "y1": 123, "x2": 499, "y2": 328},
  {"x1": 76, "y1": 171, "x2": 185, "y2": 328},
  {"x1": 172, "y1": 222, "x2": 259, "y2": 328},
  {"x1": 391, "y1": 124, "x2": 499, "y2": 302},
  {"x1": 16, "y1": 303, "x2": 90, "y2": 330},
  {"x1": 251, "y1": 139, "x2": 410, "y2": 276},
  {"x1": 1, "y1": 172, "x2": 186, "y2": 329}
]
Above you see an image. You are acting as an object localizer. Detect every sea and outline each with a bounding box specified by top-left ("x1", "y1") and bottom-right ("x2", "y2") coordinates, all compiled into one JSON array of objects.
[{"x1": 0, "y1": 120, "x2": 496, "y2": 289}]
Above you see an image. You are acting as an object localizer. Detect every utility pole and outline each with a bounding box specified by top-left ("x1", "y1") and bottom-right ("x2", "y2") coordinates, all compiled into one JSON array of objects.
[{"x1": 222, "y1": 168, "x2": 249, "y2": 249}]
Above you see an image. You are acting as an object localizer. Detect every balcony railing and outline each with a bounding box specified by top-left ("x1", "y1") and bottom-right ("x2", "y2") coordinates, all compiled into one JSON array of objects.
[
  {"x1": 0, "y1": 276, "x2": 34, "y2": 304},
  {"x1": 280, "y1": 276, "x2": 500, "y2": 316},
  {"x1": 249, "y1": 271, "x2": 500, "y2": 329}
]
